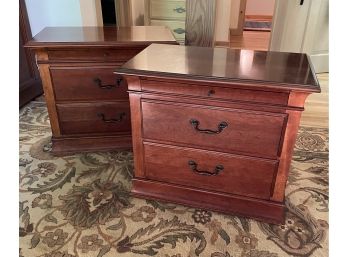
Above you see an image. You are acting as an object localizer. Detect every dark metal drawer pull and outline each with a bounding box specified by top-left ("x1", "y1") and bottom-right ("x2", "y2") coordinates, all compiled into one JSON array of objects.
[
  {"x1": 97, "y1": 112, "x2": 125, "y2": 123},
  {"x1": 189, "y1": 119, "x2": 228, "y2": 134},
  {"x1": 188, "y1": 160, "x2": 224, "y2": 176},
  {"x1": 173, "y1": 7, "x2": 186, "y2": 13},
  {"x1": 173, "y1": 28, "x2": 185, "y2": 34},
  {"x1": 94, "y1": 78, "x2": 120, "y2": 89}
]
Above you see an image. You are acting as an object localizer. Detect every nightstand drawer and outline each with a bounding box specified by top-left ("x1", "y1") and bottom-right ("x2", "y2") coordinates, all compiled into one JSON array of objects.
[
  {"x1": 142, "y1": 100, "x2": 287, "y2": 158},
  {"x1": 56, "y1": 102, "x2": 131, "y2": 135},
  {"x1": 47, "y1": 48, "x2": 141, "y2": 62},
  {"x1": 144, "y1": 143, "x2": 278, "y2": 200},
  {"x1": 51, "y1": 67, "x2": 128, "y2": 101},
  {"x1": 149, "y1": 0, "x2": 186, "y2": 20},
  {"x1": 141, "y1": 79, "x2": 289, "y2": 105},
  {"x1": 150, "y1": 20, "x2": 185, "y2": 41}
]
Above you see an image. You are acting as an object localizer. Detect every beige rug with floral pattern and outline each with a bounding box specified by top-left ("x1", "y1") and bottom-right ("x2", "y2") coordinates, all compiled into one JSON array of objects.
[{"x1": 19, "y1": 99, "x2": 328, "y2": 257}]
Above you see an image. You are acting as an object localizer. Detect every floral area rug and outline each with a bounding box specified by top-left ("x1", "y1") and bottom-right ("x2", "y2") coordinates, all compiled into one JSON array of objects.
[{"x1": 19, "y1": 100, "x2": 328, "y2": 257}]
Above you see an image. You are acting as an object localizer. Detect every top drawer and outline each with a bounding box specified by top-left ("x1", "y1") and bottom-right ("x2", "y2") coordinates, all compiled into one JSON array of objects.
[
  {"x1": 141, "y1": 79, "x2": 289, "y2": 106},
  {"x1": 142, "y1": 100, "x2": 287, "y2": 158},
  {"x1": 47, "y1": 48, "x2": 142, "y2": 62},
  {"x1": 150, "y1": 0, "x2": 186, "y2": 20},
  {"x1": 51, "y1": 67, "x2": 128, "y2": 101}
]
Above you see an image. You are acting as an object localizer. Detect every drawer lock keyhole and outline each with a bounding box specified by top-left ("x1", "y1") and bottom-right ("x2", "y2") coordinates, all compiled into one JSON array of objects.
[{"x1": 208, "y1": 89, "x2": 215, "y2": 96}]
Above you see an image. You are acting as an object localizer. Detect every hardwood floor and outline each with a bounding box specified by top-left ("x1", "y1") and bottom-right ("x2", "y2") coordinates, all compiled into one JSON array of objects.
[
  {"x1": 301, "y1": 73, "x2": 328, "y2": 128},
  {"x1": 218, "y1": 31, "x2": 328, "y2": 129},
  {"x1": 229, "y1": 31, "x2": 271, "y2": 51}
]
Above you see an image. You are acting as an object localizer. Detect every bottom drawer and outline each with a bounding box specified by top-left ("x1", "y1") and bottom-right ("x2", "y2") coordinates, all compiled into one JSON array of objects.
[
  {"x1": 56, "y1": 102, "x2": 131, "y2": 135},
  {"x1": 143, "y1": 143, "x2": 278, "y2": 200}
]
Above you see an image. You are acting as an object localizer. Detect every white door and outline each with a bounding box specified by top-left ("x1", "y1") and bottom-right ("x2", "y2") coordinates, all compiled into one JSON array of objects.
[{"x1": 269, "y1": 0, "x2": 329, "y2": 73}]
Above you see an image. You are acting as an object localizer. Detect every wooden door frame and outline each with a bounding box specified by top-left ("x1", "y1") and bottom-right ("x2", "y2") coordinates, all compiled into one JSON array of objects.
[{"x1": 230, "y1": 0, "x2": 247, "y2": 36}]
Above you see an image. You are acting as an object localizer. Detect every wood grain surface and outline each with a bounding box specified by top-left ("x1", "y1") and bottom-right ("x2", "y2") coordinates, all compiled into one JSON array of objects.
[{"x1": 185, "y1": 0, "x2": 216, "y2": 46}]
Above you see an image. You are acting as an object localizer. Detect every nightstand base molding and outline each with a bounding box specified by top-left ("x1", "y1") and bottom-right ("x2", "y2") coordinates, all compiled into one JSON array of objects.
[
  {"x1": 132, "y1": 178, "x2": 285, "y2": 224},
  {"x1": 51, "y1": 135, "x2": 132, "y2": 156}
]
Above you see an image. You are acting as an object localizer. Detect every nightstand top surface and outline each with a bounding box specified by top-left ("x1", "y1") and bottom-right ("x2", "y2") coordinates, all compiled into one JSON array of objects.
[
  {"x1": 26, "y1": 26, "x2": 177, "y2": 48},
  {"x1": 117, "y1": 44, "x2": 320, "y2": 91}
]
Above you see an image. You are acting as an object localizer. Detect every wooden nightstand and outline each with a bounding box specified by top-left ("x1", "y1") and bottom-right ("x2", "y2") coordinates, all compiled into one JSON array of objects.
[
  {"x1": 116, "y1": 44, "x2": 320, "y2": 224},
  {"x1": 25, "y1": 26, "x2": 177, "y2": 155}
]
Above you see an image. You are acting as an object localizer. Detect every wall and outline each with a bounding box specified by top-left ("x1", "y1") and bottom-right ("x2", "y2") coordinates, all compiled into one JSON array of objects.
[
  {"x1": 270, "y1": 0, "x2": 328, "y2": 72},
  {"x1": 245, "y1": 0, "x2": 275, "y2": 16},
  {"x1": 214, "y1": 0, "x2": 231, "y2": 42},
  {"x1": 25, "y1": 0, "x2": 82, "y2": 36},
  {"x1": 79, "y1": 0, "x2": 103, "y2": 26}
]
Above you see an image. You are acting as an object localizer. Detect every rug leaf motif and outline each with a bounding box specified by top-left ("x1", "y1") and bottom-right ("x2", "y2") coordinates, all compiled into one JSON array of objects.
[
  {"x1": 30, "y1": 233, "x2": 40, "y2": 249},
  {"x1": 117, "y1": 216, "x2": 207, "y2": 256},
  {"x1": 28, "y1": 167, "x2": 76, "y2": 194},
  {"x1": 97, "y1": 245, "x2": 111, "y2": 257},
  {"x1": 258, "y1": 201, "x2": 328, "y2": 256},
  {"x1": 217, "y1": 229, "x2": 230, "y2": 245}
]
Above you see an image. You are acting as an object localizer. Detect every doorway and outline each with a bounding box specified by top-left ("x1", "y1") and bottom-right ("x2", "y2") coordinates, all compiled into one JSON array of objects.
[
  {"x1": 244, "y1": 0, "x2": 275, "y2": 32},
  {"x1": 101, "y1": 0, "x2": 117, "y2": 26},
  {"x1": 229, "y1": 0, "x2": 276, "y2": 51}
]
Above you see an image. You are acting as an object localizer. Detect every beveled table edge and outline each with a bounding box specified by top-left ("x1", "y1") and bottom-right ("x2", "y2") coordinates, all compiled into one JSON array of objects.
[{"x1": 115, "y1": 67, "x2": 321, "y2": 93}]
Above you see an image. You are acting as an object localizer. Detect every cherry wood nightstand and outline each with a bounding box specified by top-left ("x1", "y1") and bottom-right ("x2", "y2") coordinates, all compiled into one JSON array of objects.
[
  {"x1": 25, "y1": 26, "x2": 177, "y2": 155},
  {"x1": 116, "y1": 44, "x2": 320, "y2": 223}
]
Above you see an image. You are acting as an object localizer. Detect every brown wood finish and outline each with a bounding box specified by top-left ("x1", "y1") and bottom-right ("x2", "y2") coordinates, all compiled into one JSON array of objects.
[
  {"x1": 117, "y1": 44, "x2": 320, "y2": 224},
  {"x1": 25, "y1": 26, "x2": 177, "y2": 154},
  {"x1": 52, "y1": 135, "x2": 132, "y2": 156},
  {"x1": 185, "y1": 0, "x2": 216, "y2": 46},
  {"x1": 36, "y1": 50, "x2": 61, "y2": 136},
  {"x1": 271, "y1": 91, "x2": 311, "y2": 201},
  {"x1": 230, "y1": 0, "x2": 247, "y2": 36},
  {"x1": 126, "y1": 75, "x2": 145, "y2": 178},
  {"x1": 47, "y1": 48, "x2": 142, "y2": 62},
  {"x1": 129, "y1": 91, "x2": 146, "y2": 178},
  {"x1": 143, "y1": 142, "x2": 278, "y2": 199},
  {"x1": 245, "y1": 15, "x2": 273, "y2": 21},
  {"x1": 119, "y1": 44, "x2": 319, "y2": 90},
  {"x1": 140, "y1": 78, "x2": 290, "y2": 105},
  {"x1": 228, "y1": 31, "x2": 271, "y2": 51},
  {"x1": 132, "y1": 178, "x2": 285, "y2": 224},
  {"x1": 50, "y1": 67, "x2": 128, "y2": 101},
  {"x1": 141, "y1": 100, "x2": 287, "y2": 158},
  {"x1": 26, "y1": 26, "x2": 178, "y2": 48},
  {"x1": 56, "y1": 101, "x2": 131, "y2": 135},
  {"x1": 19, "y1": 0, "x2": 43, "y2": 107}
]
